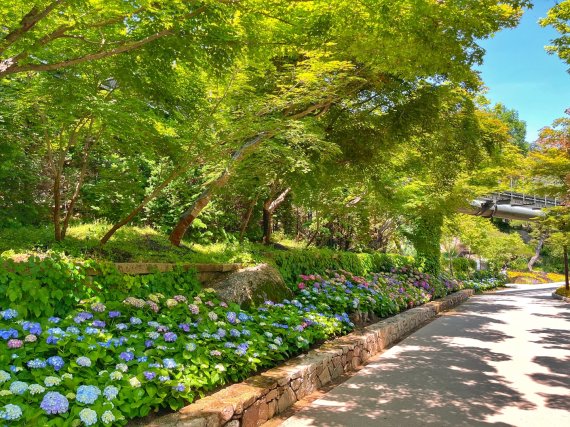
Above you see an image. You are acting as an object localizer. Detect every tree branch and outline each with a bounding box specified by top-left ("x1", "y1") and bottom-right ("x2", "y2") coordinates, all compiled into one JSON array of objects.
[{"x1": 0, "y1": 1, "x2": 63, "y2": 55}]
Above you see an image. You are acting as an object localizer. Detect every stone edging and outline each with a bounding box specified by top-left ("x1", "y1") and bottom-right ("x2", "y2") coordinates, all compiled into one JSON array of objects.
[
  {"x1": 551, "y1": 291, "x2": 570, "y2": 302},
  {"x1": 143, "y1": 289, "x2": 474, "y2": 427}
]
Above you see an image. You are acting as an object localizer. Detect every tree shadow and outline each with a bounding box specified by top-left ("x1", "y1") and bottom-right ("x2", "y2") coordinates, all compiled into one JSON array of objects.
[{"x1": 529, "y1": 328, "x2": 570, "y2": 351}]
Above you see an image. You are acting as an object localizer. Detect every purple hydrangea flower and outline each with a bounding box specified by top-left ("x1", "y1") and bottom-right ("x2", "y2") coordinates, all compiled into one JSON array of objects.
[
  {"x1": 178, "y1": 323, "x2": 190, "y2": 332},
  {"x1": 173, "y1": 384, "x2": 185, "y2": 392},
  {"x1": 109, "y1": 311, "x2": 121, "y2": 318},
  {"x1": 40, "y1": 392, "x2": 69, "y2": 414},
  {"x1": 145, "y1": 339, "x2": 154, "y2": 348},
  {"x1": 164, "y1": 332, "x2": 177, "y2": 342},
  {"x1": 226, "y1": 312, "x2": 237, "y2": 324},
  {"x1": 92, "y1": 320, "x2": 106, "y2": 328},
  {"x1": 143, "y1": 371, "x2": 156, "y2": 380}
]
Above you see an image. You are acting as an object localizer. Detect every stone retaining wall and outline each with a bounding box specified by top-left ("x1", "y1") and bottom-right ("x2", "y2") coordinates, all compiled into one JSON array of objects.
[
  {"x1": 143, "y1": 289, "x2": 474, "y2": 427},
  {"x1": 86, "y1": 263, "x2": 242, "y2": 284}
]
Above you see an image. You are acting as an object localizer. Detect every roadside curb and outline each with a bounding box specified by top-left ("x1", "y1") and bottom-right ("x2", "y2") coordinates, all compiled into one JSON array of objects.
[
  {"x1": 552, "y1": 291, "x2": 570, "y2": 302},
  {"x1": 142, "y1": 289, "x2": 474, "y2": 427}
]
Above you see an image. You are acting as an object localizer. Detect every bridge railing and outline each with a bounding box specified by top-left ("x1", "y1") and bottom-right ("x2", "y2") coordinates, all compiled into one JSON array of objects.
[{"x1": 479, "y1": 191, "x2": 560, "y2": 209}]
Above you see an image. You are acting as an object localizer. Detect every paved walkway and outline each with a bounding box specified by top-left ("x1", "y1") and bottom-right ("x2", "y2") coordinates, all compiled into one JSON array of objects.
[{"x1": 279, "y1": 284, "x2": 570, "y2": 427}]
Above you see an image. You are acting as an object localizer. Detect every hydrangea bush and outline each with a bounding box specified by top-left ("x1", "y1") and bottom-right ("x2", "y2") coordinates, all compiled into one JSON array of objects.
[{"x1": 0, "y1": 267, "x2": 500, "y2": 426}]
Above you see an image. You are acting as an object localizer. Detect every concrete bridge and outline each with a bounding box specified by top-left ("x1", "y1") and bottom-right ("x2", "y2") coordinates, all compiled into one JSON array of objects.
[{"x1": 460, "y1": 191, "x2": 561, "y2": 221}]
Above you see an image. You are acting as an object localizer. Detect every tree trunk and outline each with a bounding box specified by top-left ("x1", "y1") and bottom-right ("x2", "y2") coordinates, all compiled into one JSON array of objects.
[
  {"x1": 262, "y1": 198, "x2": 272, "y2": 245},
  {"x1": 53, "y1": 171, "x2": 62, "y2": 241},
  {"x1": 262, "y1": 188, "x2": 291, "y2": 245},
  {"x1": 169, "y1": 132, "x2": 272, "y2": 246},
  {"x1": 564, "y1": 245, "x2": 570, "y2": 291},
  {"x1": 527, "y1": 235, "x2": 545, "y2": 272},
  {"x1": 239, "y1": 197, "x2": 257, "y2": 243}
]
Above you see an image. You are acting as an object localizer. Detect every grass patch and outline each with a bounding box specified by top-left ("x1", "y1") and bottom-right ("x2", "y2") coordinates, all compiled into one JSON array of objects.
[{"x1": 0, "y1": 223, "x2": 270, "y2": 264}]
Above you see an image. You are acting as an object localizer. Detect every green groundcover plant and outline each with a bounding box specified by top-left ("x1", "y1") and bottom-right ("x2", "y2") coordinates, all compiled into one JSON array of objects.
[{"x1": 0, "y1": 260, "x2": 503, "y2": 426}]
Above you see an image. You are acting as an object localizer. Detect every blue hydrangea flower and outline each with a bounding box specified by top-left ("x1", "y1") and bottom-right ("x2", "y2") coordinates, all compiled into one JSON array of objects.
[
  {"x1": 22, "y1": 321, "x2": 42, "y2": 335},
  {"x1": 0, "y1": 329, "x2": 18, "y2": 340},
  {"x1": 162, "y1": 358, "x2": 177, "y2": 369},
  {"x1": 173, "y1": 384, "x2": 185, "y2": 392},
  {"x1": 145, "y1": 339, "x2": 154, "y2": 348},
  {"x1": 137, "y1": 356, "x2": 148, "y2": 363},
  {"x1": 148, "y1": 331, "x2": 160, "y2": 340},
  {"x1": 76, "y1": 385, "x2": 101, "y2": 404},
  {"x1": 76, "y1": 356, "x2": 92, "y2": 367},
  {"x1": 0, "y1": 404, "x2": 22, "y2": 421},
  {"x1": 101, "y1": 410, "x2": 115, "y2": 424},
  {"x1": 238, "y1": 313, "x2": 249, "y2": 322},
  {"x1": 46, "y1": 335, "x2": 60, "y2": 345},
  {"x1": 224, "y1": 342, "x2": 236, "y2": 348},
  {"x1": 185, "y1": 343, "x2": 196, "y2": 352},
  {"x1": 130, "y1": 317, "x2": 142, "y2": 325},
  {"x1": 120, "y1": 351, "x2": 134, "y2": 362},
  {"x1": 116, "y1": 323, "x2": 128, "y2": 331},
  {"x1": 84, "y1": 327, "x2": 99, "y2": 335},
  {"x1": 79, "y1": 408, "x2": 98, "y2": 426},
  {"x1": 1, "y1": 309, "x2": 18, "y2": 320},
  {"x1": 158, "y1": 375, "x2": 170, "y2": 382},
  {"x1": 179, "y1": 323, "x2": 190, "y2": 332},
  {"x1": 66, "y1": 326, "x2": 80, "y2": 335},
  {"x1": 9, "y1": 381, "x2": 28, "y2": 395},
  {"x1": 27, "y1": 358, "x2": 47, "y2": 369},
  {"x1": 48, "y1": 317, "x2": 61, "y2": 323},
  {"x1": 103, "y1": 385, "x2": 119, "y2": 400},
  {"x1": 40, "y1": 391, "x2": 69, "y2": 414},
  {"x1": 230, "y1": 329, "x2": 241, "y2": 338},
  {"x1": 108, "y1": 311, "x2": 121, "y2": 318}
]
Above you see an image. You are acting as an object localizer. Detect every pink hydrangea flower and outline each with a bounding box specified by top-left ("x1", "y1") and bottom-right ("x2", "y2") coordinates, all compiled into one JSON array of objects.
[{"x1": 7, "y1": 339, "x2": 23, "y2": 349}]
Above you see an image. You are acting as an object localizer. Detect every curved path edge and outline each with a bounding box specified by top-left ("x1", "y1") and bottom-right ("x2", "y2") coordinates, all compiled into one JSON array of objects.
[{"x1": 141, "y1": 289, "x2": 474, "y2": 427}]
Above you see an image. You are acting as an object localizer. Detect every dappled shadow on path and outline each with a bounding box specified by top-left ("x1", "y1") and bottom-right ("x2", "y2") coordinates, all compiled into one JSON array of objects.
[
  {"x1": 530, "y1": 328, "x2": 570, "y2": 351},
  {"x1": 285, "y1": 338, "x2": 527, "y2": 426},
  {"x1": 283, "y1": 289, "x2": 570, "y2": 427},
  {"x1": 284, "y1": 305, "x2": 532, "y2": 427}
]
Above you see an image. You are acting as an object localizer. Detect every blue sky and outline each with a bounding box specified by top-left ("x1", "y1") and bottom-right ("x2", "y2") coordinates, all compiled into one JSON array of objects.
[{"x1": 477, "y1": 0, "x2": 570, "y2": 143}]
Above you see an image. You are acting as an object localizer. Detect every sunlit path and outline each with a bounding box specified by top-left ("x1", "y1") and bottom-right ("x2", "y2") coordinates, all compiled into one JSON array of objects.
[{"x1": 278, "y1": 284, "x2": 570, "y2": 427}]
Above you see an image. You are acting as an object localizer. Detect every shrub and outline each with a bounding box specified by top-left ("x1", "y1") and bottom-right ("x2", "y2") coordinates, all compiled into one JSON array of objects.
[{"x1": 271, "y1": 249, "x2": 414, "y2": 285}]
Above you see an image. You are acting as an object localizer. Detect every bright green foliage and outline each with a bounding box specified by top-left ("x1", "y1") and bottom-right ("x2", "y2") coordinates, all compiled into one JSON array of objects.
[{"x1": 541, "y1": 0, "x2": 570, "y2": 68}]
